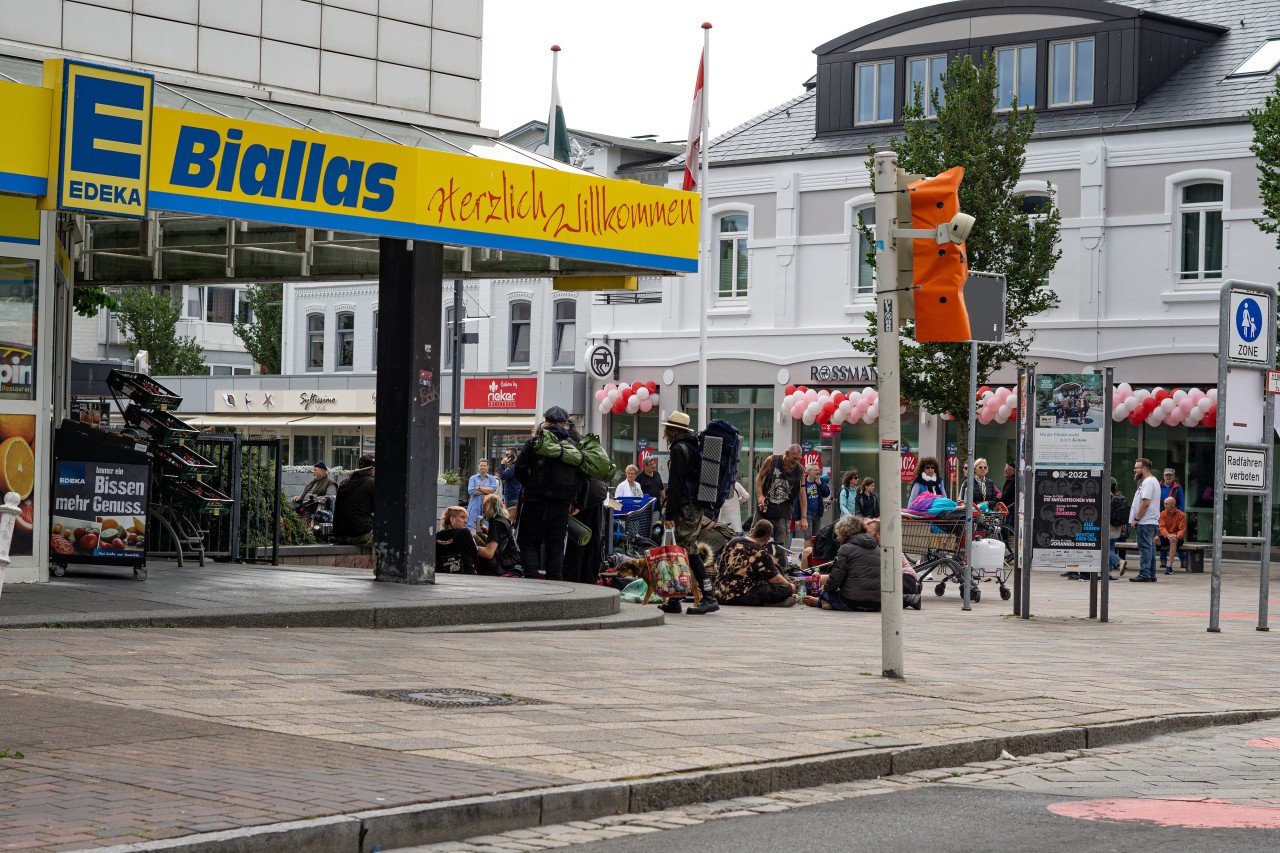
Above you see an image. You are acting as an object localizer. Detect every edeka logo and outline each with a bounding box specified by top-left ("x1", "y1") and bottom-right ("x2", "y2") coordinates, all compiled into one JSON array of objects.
[
  {"x1": 57, "y1": 461, "x2": 87, "y2": 487},
  {"x1": 168, "y1": 126, "x2": 397, "y2": 213},
  {"x1": 52, "y1": 61, "x2": 153, "y2": 219}
]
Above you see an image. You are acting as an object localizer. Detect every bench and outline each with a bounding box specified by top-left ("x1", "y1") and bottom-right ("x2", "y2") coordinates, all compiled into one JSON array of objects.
[{"x1": 1115, "y1": 540, "x2": 1207, "y2": 573}]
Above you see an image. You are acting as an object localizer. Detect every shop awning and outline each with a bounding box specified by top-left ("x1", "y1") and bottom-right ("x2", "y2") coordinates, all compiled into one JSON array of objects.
[
  {"x1": 184, "y1": 414, "x2": 300, "y2": 427},
  {"x1": 287, "y1": 415, "x2": 377, "y2": 428}
]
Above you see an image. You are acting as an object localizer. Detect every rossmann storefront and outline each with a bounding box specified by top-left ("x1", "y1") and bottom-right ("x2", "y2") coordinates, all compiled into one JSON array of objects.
[{"x1": 0, "y1": 60, "x2": 697, "y2": 583}]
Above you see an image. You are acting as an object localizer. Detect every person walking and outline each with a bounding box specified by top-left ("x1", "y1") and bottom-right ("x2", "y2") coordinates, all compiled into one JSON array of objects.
[
  {"x1": 755, "y1": 444, "x2": 805, "y2": 546},
  {"x1": 660, "y1": 411, "x2": 719, "y2": 615},
  {"x1": 465, "y1": 459, "x2": 498, "y2": 529},
  {"x1": 838, "y1": 470, "x2": 860, "y2": 517},
  {"x1": 1129, "y1": 457, "x2": 1161, "y2": 582},
  {"x1": 854, "y1": 477, "x2": 879, "y2": 519},
  {"x1": 515, "y1": 406, "x2": 586, "y2": 581}
]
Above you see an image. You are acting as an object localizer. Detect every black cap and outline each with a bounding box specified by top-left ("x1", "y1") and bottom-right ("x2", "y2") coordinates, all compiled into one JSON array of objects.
[
  {"x1": 313, "y1": 460, "x2": 328, "y2": 471},
  {"x1": 543, "y1": 405, "x2": 571, "y2": 424},
  {"x1": 357, "y1": 453, "x2": 375, "y2": 469}
]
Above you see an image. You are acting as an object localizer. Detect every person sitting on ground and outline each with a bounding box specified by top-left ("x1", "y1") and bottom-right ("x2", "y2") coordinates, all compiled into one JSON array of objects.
[
  {"x1": 332, "y1": 453, "x2": 375, "y2": 546},
  {"x1": 908, "y1": 457, "x2": 946, "y2": 505},
  {"x1": 291, "y1": 461, "x2": 336, "y2": 518},
  {"x1": 799, "y1": 517, "x2": 840, "y2": 572},
  {"x1": 854, "y1": 477, "x2": 879, "y2": 519},
  {"x1": 435, "y1": 506, "x2": 478, "y2": 574},
  {"x1": 1157, "y1": 495, "x2": 1186, "y2": 574},
  {"x1": 475, "y1": 494, "x2": 521, "y2": 576},
  {"x1": 805, "y1": 516, "x2": 921, "y2": 611},
  {"x1": 712, "y1": 519, "x2": 798, "y2": 607}
]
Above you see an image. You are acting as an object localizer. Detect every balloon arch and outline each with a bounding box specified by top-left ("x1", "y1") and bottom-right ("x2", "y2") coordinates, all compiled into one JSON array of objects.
[
  {"x1": 595, "y1": 382, "x2": 661, "y2": 416},
  {"x1": 774, "y1": 384, "x2": 1219, "y2": 429}
]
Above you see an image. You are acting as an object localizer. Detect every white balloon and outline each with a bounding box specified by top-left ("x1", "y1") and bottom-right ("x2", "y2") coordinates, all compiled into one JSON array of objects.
[
  {"x1": 831, "y1": 409, "x2": 846, "y2": 425},
  {"x1": 1160, "y1": 399, "x2": 1174, "y2": 413},
  {"x1": 847, "y1": 391, "x2": 862, "y2": 405},
  {"x1": 802, "y1": 410, "x2": 817, "y2": 425},
  {"x1": 998, "y1": 404, "x2": 1012, "y2": 419},
  {"x1": 1172, "y1": 390, "x2": 1187, "y2": 404},
  {"x1": 1197, "y1": 398, "x2": 1212, "y2": 412},
  {"x1": 1135, "y1": 389, "x2": 1150, "y2": 401},
  {"x1": 1146, "y1": 412, "x2": 1162, "y2": 427},
  {"x1": 626, "y1": 395, "x2": 641, "y2": 414},
  {"x1": 1186, "y1": 409, "x2": 1202, "y2": 426},
  {"x1": 1207, "y1": 388, "x2": 1218, "y2": 402},
  {"x1": 1117, "y1": 382, "x2": 1132, "y2": 397},
  {"x1": 1113, "y1": 405, "x2": 1126, "y2": 421},
  {"x1": 599, "y1": 400, "x2": 611, "y2": 414}
]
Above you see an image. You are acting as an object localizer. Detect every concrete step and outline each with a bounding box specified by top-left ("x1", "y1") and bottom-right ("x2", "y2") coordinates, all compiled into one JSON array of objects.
[{"x1": 411, "y1": 606, "x2": 664, "y2": 633}]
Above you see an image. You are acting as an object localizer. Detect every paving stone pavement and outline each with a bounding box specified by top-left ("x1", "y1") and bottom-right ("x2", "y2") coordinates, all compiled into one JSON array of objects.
[
  {"x1": 388, "y1": 717, "x2": 1280, "y2": 851},
  {"x1": 0, "y1": 562, "x2": 1276, "y2": 850}
]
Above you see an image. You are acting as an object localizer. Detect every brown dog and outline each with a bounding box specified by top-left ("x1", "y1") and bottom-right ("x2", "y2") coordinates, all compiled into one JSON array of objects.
[{"x1": 605, "y1": 542, "x2": 714, "y2": 605}]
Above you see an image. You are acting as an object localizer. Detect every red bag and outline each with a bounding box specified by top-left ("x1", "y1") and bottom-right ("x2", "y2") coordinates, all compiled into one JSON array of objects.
[{"x1": 645, "y1": 528, "x2": 692, "y2": 599}]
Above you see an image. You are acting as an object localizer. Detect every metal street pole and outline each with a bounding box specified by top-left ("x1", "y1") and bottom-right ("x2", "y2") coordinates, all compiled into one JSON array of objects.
[
  {"x1": 962, "y1": 340, "x2": 977, "y2": 611},
  {"x1": 450, "y1": 277, "x2": 462, "y2": 479},
  {"x1": 873, "y1": 151, "x2": 905, "y2": 679}
]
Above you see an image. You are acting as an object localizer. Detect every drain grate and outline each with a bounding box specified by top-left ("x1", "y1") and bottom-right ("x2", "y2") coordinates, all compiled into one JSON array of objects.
[{"x1": 347, "y1": 688, "x2": 545, "y2": 708}]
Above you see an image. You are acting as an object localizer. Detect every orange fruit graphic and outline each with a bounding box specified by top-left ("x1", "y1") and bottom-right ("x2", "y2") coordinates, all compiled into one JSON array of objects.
[{"x1": 0, "y1": 436, "x2": 35, "y2": 500}]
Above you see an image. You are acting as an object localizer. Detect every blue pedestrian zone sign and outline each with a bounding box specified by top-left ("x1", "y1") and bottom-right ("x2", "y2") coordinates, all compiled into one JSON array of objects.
[{"x1": 1227, "y1": 289, "x2": 1270, "y2": 365}]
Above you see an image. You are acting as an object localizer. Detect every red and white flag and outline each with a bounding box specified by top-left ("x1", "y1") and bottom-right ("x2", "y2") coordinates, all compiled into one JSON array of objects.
[{"x1": 681, "y1": 49, "x2": 705, "y2": 191}]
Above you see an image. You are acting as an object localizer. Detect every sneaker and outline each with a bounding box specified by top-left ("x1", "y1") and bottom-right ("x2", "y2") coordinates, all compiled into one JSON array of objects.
[
  {"x1": 1129, "y1": 575, "x2": 1155, "y2": 582},
  {"x1": 687, "y1": 596, "x2": 720, "y2": 615},
  {"x1": 1118, "y1": 561, "x2": 1127, "y2": 577},
  {"x1": 658, "y1": 599, "x2": 683, "y2": 614},
  {"x1": 1164, "y1": 567, "x2": 1174, "y2": 575},
  {"x1": 903, "y1": 594, "x2": 922, "y2": 610}
]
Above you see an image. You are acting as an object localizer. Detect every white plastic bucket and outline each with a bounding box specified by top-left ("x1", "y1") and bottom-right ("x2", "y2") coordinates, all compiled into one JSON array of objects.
[{"x1": 971, "y1": 537, "x2": 1005, "y2": 571}]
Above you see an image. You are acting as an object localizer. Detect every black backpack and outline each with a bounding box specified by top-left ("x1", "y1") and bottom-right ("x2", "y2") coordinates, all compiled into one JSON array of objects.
[{"x1": 1109, "y1": 493, "x2": 1128, "y2": 526}]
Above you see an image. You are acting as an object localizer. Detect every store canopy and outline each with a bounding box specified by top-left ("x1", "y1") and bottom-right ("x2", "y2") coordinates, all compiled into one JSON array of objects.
[{"x1": 0, "y1": 56, "x2": 698, "y2": 284}]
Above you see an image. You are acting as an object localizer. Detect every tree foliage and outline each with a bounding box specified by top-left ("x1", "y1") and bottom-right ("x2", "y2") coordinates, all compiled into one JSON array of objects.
[
  {"x1": 1249, "y1": 74, "x2": 1280, "y2": 347},
  {"x1": 849, "y1": 54, "x2": 1062, "y2": 455},
  {"x1": 232, "y1": 283, "x2": 283, "y2": 374},
  {"x1": 73, "y1": 286, "x2": 118, "y2": 318},
  {"x1": 113, "y1": 287, "x2": 206, "y2": 376}
]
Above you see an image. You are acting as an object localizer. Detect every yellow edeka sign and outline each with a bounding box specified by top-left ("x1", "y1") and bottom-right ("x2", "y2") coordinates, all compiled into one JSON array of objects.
[
  {"x1": 0, "y1": 62, "x2": 697, "y2": 272},
  {"x1": 41, "y1": 60, "x2": 153, "y2": 219}
]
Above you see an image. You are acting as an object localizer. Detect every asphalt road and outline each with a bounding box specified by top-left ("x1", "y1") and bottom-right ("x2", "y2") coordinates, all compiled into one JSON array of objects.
[{"x1": 564, "y1": 786, "x2": 1279, "y2": 853}]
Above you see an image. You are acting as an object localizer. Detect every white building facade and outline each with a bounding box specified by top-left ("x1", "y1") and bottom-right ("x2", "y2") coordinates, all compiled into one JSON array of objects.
[{"x1": 590, "y1": 0, "x2": 1280, "y2": 543}]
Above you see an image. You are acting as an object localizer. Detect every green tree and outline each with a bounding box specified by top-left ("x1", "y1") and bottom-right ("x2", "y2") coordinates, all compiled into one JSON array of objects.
[
  {"x1": 850, "y1": 54, "x2": 1062, "y2": 466},
  {"x1": 1249, "y1": 74, "x2": 1280, "y2": 346},
  {"x1": 113, "y1": 287, "x2": 206, "y2": 376},
  {"x1": 232, "y1": 283, "x2": 283, "y2": 374}
]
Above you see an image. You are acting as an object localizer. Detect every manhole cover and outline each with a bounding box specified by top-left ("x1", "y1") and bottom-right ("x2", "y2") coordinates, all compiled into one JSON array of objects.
[{"x1": 347, "y1": 688, "x2": 545, "y2": 708}]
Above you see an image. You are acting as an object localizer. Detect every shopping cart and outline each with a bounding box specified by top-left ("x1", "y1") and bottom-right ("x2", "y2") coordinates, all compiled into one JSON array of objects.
[
  {"x1": 611, "y1": 495, "x2": 658, "y2": 556},
  {"x1": 900, "y1": 505, "x2": 1013, "y2": 603}
]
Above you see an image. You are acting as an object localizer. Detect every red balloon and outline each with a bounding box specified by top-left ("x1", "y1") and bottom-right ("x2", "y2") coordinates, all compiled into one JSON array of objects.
[
  {"x1": 1154, "y1": 390, "x2": 1170, "y2": 402},
  {"x1": 832, "y1": 391, "x2": 845, "y2": 404},
  {"x1": 785, "y1": 385, "x2": 797, "y2": 396},
  {"x1": 816, "y1": 411, "x2": 830, "y2": 425},
  {"x1": 797, "y1": 386, "x2": 807, "y2": 393},
  {"x1": 822, "y1": 401, "x2": 836, "y2": 415},
  {"x1": 645, "y1": 381, "x2": 658, "y2": 393},
  {"x1": 631, "y1": 381, "x2": 642, "y2": 391},
  {"x1": 978, "y1": 385, "x2": 990, "y2": 396},
  {"x1": 612, "y1": 398, "x2": 626, "y2": 414},
  {"x1": 1128, "y1": 411, "x2": 1143, "y2": 427},
  {"x1": 620, "y1": 388, "x2": 632, "y2": 400}
]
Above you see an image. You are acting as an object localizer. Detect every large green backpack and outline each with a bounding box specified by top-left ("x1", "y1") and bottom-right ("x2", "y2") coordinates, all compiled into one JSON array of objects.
[{"x1": 533, "y1": 431, "x2": 616, "y2": 482}]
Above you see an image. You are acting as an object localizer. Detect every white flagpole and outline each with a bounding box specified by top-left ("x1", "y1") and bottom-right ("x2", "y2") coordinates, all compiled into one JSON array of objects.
[
  {"x1": 696, "y1": 22, "x2": 712, "y2": 429},
  {"x1": 537, "y1": 44, "x2": 560, "y2": 418}
]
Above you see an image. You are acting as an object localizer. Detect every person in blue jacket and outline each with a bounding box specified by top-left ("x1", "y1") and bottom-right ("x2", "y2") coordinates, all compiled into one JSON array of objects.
[
  {"x1": 838, "y1": 470, "x2": 860, "y2": 517},
  {"x1": 497, "y1": 448, "x2": 522, "y2": 522},
  {"x1": 795, "y1": 464, "x2": 831, "y2": 534}
]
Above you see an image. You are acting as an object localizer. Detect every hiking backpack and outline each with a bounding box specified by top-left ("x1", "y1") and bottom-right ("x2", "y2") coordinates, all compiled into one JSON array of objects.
[
  {"x1": 1109, "y1": 493, "x2": 1128, "y2": 526},
  {"x1": 691, "y1": 419, "x2": 742, "y2": 516}
]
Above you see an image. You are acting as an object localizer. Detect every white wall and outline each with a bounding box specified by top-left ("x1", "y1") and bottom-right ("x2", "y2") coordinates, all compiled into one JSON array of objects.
[{"x1": 0, "y1": 0, "x2": 483, "y2": 123}]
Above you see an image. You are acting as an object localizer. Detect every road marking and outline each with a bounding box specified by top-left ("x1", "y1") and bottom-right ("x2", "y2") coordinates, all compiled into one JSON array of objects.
[{"x1": 1049, "y1": 798, "x2": 1280, "y2": 829}]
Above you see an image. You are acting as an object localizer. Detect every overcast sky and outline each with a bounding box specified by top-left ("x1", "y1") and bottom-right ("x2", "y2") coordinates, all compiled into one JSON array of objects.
[{"x1": 480, "y1": 0, "x2": 937, "y2": 141}]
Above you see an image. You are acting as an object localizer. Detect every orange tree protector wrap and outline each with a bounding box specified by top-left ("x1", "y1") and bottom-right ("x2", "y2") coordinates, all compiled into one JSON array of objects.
[{"x1": 909, "y1": 166, "x2": 969, "y2": 342}]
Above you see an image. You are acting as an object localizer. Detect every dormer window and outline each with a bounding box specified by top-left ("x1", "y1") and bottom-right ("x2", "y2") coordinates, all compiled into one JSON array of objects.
[
  {"x1": 1050, "y1": 38, "x2": 1094, "y2": 106},
  {"x1": 856, "y1": 60, "x2": 895, "y2": 125},
  {"x1": 1229, "y1": 39, "x2": 1280, "y2": 77},
  {"x1": 906, "y1": 54, "x2": 947, "y2": 117},
  {"x1": 994, "y1": 45, "x2": 1035, "y2": 111}
]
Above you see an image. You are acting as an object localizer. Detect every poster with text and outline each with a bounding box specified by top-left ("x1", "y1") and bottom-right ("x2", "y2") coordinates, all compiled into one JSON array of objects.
[
  {"x1": 51, "y1": 461, "x2": 148, "y2": 562},
  {"x1": 1030, "y1": 469, "x2": 1104, "y2": 572},
  {"x1": 1032, "y1": 373, "x2": 1105, "y2": 468}
]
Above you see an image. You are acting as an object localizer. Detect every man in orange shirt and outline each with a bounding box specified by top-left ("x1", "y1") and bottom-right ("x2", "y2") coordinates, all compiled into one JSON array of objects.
[{"x1": 1157, "y1": 496, "x2": 1186, "y2": 574}]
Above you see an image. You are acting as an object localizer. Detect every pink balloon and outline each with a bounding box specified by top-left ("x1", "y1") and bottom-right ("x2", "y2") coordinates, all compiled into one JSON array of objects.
[
  {"x1": 594, "y1": 388, "x2": 608, "y2": 402},
  {"x1": 791, "y1": 402, "x2": 805, "y2": 419},
  {"x1": 978, "y1": 409, "x2": 993, "y2": 425},
  {"x1": 639, "y1": 398, "x2": 653, "y2": 413},
  {"x1": 1166, "y1": 408, "x2": 1183, "y2": 426}
]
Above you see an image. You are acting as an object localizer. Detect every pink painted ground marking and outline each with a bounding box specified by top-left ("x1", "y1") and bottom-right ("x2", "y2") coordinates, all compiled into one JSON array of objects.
[
  {"x1": 1049, "y1": 798, "x2": 1280, "y2": 829},
  {"x1": 1246, "y1": 737, "x2": 1280, "y2": 750},
  {"x1": 1152, "y1": 610, "x2": 1260, "y2": 620}
]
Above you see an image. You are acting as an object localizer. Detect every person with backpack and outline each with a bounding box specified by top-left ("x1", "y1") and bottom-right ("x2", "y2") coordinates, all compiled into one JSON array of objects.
[
  {"x1": 854, "y1": 477, "x2": 879, "y2": 519},
  {"x1": 838, "y1": 470, "x2": 860, "y2": 517},
  {"x1": 659, "y1": 411, "x2": 720, "y2": 615},
  {"x1": 515, "y1": 406, "x2": 586, "y2": 581},
  {"x1": 755, "y1": 444, "x2": 805, "y2": 546},
  {"x1": 1109, "y1": 477, "x2": 1127, "y2": 578}
]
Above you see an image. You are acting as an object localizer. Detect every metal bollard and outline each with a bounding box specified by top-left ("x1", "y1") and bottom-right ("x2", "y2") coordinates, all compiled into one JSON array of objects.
[{"x1": 0, "y1": 491, "x2": 21, "y2": 602}]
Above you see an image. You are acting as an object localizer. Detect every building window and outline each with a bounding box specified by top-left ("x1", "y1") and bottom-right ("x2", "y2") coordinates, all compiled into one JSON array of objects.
[
  {"x1": 1178, "y1": 183, "x2": 1224, "y2": 282},
  {"x1": 856, "y1": 60, "x2": 895, "y2": 125},
  {"x1": 336, "y1": 311, "x2": 354, "y2": 371},
  {"x1": 445, "y1": 304, "x2": 466, "y2": 369},
  {"x1": 854, "y1": 206, "x2": 876, "y2": 297},
  {"x1": 717, "y1": 214, "x2": 749, "y2": 299},
  {"x1": 509, "y1": 300, "x2": 530, "y2": 365},
  {"x1": 208, "y1": 365, "x2": 252, "y2": 376},
  {"x1": 1020, "y1": 194, "x2": 1052, "y2": 217},
  {"x1": 906, "y1": 54, "x2": 946, "y2": 117},
  {"x1": 1229, "y1": 39, "x2": 1280, "y2": 77},
  {"x1": 1050, "y1": 38, "x2": 1094, "y2": 106},
  {"x1": 995, "y1": 45, "x2": 1036, "y2": 110},
  {"x1": 306, "y1": 313, "x2": 324, "y2": 372},
  {"x1": 553, "y1": 299, "x2": 576, "y2": 366},
  {"x1": 183, "y1": 286, "x2": 203, "y2": 319},
  {"x1": 293, "y1": 434, "x2": 325, "y2": 466},
  {"x1": 333, "y1": 434, "x2": 361, "y2": 471},
  {"x1": 206, "y1": 286, "x2": 236, "y2": 324},
  {"x1": 372, "y1": 310, "x2": 378, "y2": 370}
]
